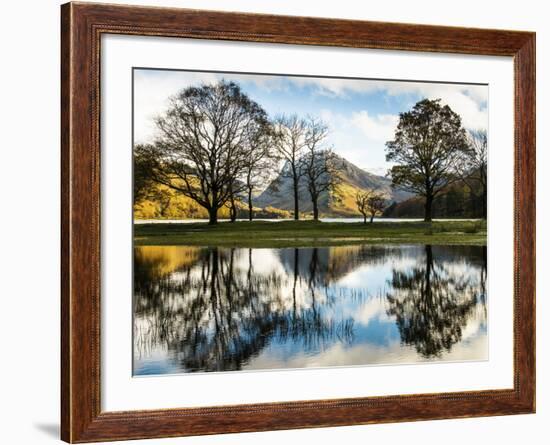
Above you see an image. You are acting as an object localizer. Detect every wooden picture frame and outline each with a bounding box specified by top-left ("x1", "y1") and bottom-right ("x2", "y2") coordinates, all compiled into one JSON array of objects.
[{"x1": 61, "y1": 2, "x2": 535, "y2": 442}]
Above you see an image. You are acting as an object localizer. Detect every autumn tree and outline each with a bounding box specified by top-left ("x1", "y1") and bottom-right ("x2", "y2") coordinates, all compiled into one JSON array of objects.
[
  {"x1": 386, "y1": 99, "x2": 469, "y2": 222},
  {"x1": 133, "y1": 143, "x2": 174, "y2": 217},
  {"x1": 142, "y1": 80, "x2": 270, "y2": 225},
  {"x1": 355, "y1": 190, "x2": 386, "y2": 224},
  {"x1": 133, "y1": 143, "x2": 157, "y2": 204},
  {"x1": 272, "y1": 114, "x2": 310, "y2": 220},
  {"x1": 300, "y1": 118, "x2": 340, "y2": 221}
]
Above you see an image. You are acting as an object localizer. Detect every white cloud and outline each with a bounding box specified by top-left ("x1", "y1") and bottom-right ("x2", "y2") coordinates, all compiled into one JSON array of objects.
[
  {"x1": 290, "y1": 78, "x2": 488, "y2": 131},
  {"x1": 382, "y1": 82, "x2": 488, "y2": 130},
  {"x1": 289, "y1": 77, "x2": 380, "y2": 98},
  {"x1": 284, "y1": 77, "x2": 488, "y2": 132},
  {"x1": 133, "y1": 70, "x2": 287, "y2": 143},
  {"x1": 351, "y1": 111, "x2": 399, "y2": 142},
  {"x1": 319, "y1": 109, "x2": 396, "y2": 171},
  {"x1": 436, "y1": 89, "x2": 487, "y2": 130},
  {"x1": 133, "y1": 70, "x2": 221, "y2": 143}
]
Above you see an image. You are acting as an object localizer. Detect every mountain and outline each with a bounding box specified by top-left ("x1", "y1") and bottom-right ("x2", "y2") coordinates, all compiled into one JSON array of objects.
[
  {"x1": 362, "y1": 166, "x2": 389, "y2": 177},
  {"x1": 256, "y1": 154, "x2": 412, "y2": 217}
]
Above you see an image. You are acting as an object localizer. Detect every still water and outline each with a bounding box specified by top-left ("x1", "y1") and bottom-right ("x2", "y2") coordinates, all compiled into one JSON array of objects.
[
  {"x1": 133, "y1": 244, "x2": 487, "y2": 375},
  {"x1": 134, "y1": 218, "x2": 477, "y2": 224}
]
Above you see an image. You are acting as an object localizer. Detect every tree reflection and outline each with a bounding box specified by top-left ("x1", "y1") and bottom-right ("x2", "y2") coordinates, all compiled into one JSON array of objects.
[
  {"x1": 277, "y1": 244, "x2": 400, "y2": 286},
  {"x1": 385, "y1": 245, "x2": 485, "y2": 358},
  {"x1": 134, "y1": 244, "x2": 487, "y2": 373},
  {"x1": 134, "y1": 246, "x2": 355, "y2": 372}
]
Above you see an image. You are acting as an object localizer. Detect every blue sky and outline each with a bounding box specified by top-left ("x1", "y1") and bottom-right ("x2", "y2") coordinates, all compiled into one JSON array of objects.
[{"x1": 134, "y1": 69, "x2": 488, "y2": 173}]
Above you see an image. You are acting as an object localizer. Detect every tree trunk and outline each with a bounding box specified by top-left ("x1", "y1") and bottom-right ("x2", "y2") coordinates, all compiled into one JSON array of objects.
[
  {"x1": 363, "y1": 214, "x2": 367, "y2": 224},
  {"x1": 247, "y1": 187, "x2": 253, "y2": 222},
  {"x1": 229, "y1": 199, "x2": 237, "y2": 223},
  {"x1": 210, "y1": 249, "x2": 219, "y2": 318},
  {"x1": 208, "y1": 207, "x2": 218, "y2": 225},
  {"x1": 424, "y1": 193, "x2": 434, "y2": 222},
  {"x1": 424, "y1": 244, "x2": 433, "y2": 295},
  {"x1": 228, "y1": 186, "x2": 237, "y2": 223},
  {"x1": 293, "y1": 176, "x2": 300, "y2": 220},
  {"x1": 370, "y1": 214, "x2": 374, "y2": 223},
  {"x1": 159, "y1": 197, "x2": 171, "y2": 217},
  {"x1": 292, "y1": 248, "x2": 299, "y2": 320},
  {"x1": 312, "y1": 196, "x2": 319, "y2": 221},
  {"x1": 423, "y1": 245, "x2": 433, "y2": 304}
]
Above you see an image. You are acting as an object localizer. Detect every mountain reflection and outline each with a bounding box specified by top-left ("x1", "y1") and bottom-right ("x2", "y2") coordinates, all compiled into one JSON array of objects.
[{"x1": 133, "y1": 244, "x2": 487, "y2": 375}]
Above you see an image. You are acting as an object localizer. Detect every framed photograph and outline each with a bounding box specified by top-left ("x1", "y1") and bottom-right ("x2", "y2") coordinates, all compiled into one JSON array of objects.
[{"x1": 61, "y1": 2, "x2": 535, "y2": 442}]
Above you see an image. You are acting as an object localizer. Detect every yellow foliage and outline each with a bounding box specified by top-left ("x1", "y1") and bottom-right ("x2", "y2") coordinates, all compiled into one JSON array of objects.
[
  {"x1": 330, "y1": 183, "x2": 370, "y2": 217},
  {"x1": 134, "y1": 183, "x2": 208, "y2": 219},
  {"x1": 134, "y1": 182, "x2": 291, "y2": 220}
]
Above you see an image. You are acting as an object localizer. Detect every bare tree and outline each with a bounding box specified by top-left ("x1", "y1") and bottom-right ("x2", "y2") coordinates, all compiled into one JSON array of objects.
[
  {"x1": 366, "y1": 194, "x2": 386, "y2": 223},
  {"x1": 272, "y1": 114, "x2": 310, "y2": 220},
  {"x1": 242, "y1": 130, "x2": 276, "y2": 221},
  {"x1": 459, "y1": 129, "x2": 487, "y2": 218},
  {"x1": 224, "y1": 126, "x2": 276, "y2": 223},
  {"x1": 224, "y1": 182, "x2": 242, "y2": 223},
  {"x1": 386, "y1": 99, "x2": 469, "y2": 222},
  {"x1": 141, "y1": 80, "x2": 269, "y2": 225},
  {"x1": 355, "y1": 191, "x2": 369, "y2": 224},
  {"x1": 356, "y1": 190, "x2": 387, "y2": 224},
  {"x1": 300, "y1": 118, "x2": 340, "y2": 220}
]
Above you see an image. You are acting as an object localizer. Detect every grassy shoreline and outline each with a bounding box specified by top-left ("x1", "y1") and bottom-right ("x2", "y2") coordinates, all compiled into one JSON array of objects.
[{"x1": 134, "y1": 220, "x2": 486, "y2": 248}]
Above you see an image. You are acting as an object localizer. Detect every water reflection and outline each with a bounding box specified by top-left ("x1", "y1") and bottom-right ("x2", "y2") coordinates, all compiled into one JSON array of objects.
[{"x1": 133, "y1": 244, "x2": 487, "y2": 375}]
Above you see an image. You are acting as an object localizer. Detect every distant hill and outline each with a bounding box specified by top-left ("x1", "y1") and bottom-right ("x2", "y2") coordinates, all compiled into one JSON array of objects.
[
  {"x1": 256, "y1": 154, "x2": 412, "y2": 217},
  {"x1": 383, "y1": 182, "x2": 486, "y2": 219}
]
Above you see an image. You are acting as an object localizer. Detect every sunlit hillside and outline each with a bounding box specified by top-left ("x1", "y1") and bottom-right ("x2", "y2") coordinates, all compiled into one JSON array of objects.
[
  {"x1": 134, "y1": 183, "x2": 293, "y2": 220},
  {"x1": 256, "y1": 154, "x2": 412, "y2": 218}
]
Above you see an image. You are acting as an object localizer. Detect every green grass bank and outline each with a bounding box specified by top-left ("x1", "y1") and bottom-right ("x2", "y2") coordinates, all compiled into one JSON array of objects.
[{"x1": 134, "y1": 220, "x2": 487, "y2": 248}]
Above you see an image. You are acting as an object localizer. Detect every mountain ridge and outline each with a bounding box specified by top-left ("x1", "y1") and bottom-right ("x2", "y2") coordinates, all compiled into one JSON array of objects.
[{"x1": 256, "y1": 154, "x2": 412, "y2": 217}]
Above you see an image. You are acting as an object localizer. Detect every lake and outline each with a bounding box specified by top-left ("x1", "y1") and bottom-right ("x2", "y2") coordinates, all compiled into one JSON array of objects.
[
  {"x1": 134, "y1": 217, "x2": 479, "y2": 224},
  {"x1": 133, "y1": 244, "x2": 487, "y2": 375}
]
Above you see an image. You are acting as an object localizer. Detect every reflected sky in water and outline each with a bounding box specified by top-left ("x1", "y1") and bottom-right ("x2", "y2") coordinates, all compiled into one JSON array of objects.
[{"x1": 133, "y1": 244, "x2": 487, "y2": 375}]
